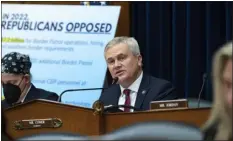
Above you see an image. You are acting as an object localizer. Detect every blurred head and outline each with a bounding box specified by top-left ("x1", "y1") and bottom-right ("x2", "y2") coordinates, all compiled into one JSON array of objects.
[
  {"x1": 212, "y1": 41, "x2": 232, "y2": 119},
  {"x1": 222, "y1": 58, "x2": 232, "y2": 115},
  {"x1": 202, "y1": 41, "x2": 232, "y2": 140},
  {"x1": 1, "y1": 52, "x2": 32, "y2": 104},
  {"x1": 104, "y1": 37, "x2": 142, "y2": 88}
]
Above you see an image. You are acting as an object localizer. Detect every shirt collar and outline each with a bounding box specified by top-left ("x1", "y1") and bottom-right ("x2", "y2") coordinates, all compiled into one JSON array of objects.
[
  {"x1": 120, "y1": 71, "x2": 143, "y2": 95},
  {"x1": 21, "y1": 84, "x2": 32, "y2": 102}
]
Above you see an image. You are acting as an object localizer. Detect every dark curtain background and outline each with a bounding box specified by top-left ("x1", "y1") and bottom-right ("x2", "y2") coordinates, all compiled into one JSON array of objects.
[{"x1": 130, "y1": 1, "x2": 232, "y2": 101}]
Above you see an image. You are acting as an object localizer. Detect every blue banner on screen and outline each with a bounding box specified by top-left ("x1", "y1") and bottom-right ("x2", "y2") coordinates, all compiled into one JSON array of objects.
[{"x1": 2, "y1": 4, "x2": 120, "y2": 108}]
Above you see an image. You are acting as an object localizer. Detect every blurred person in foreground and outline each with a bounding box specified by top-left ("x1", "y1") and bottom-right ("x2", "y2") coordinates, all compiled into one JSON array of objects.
[
  {"x1": 99, "y1": 37, "x2": 178, "y2": 112},
  {"x1": 202, "y1": 41, "x2": 232, "y2": 140},
  {"x1": 1, "y1": 52, "x2": 58, "y2": 109}
]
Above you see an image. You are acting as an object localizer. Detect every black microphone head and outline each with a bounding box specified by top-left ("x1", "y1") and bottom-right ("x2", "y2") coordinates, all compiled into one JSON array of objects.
[
  {"x1": 203, "y1": 73, "x2": 207, "y2": 79},
  {"x1": 104, "y1": 105, "x2": 124, "y2": 113},
  {"x1": 112, "y1": 77, "x2": 119, "y2": 84},
  {"x1": 104, "y1": 105, "x2": 138, "y2": 113}
]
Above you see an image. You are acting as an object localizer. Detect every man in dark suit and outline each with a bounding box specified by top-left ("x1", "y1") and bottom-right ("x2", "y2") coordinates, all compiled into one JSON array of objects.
[
  {"x1": 1, "y1": 52, "x2": 58, "y2": 109},
  {"x1": 99, "y1": 37, "x2": 178, "y2": 112}
]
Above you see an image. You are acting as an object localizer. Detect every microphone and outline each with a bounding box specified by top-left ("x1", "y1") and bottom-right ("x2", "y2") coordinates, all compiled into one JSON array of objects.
[
  {"x1": 58, "y1": 77, "x2": 118, "y2": 103},
  {"x1": 58, "y1": 87, "x2": 106, "y2": 102},
  {"x1": 94, "y1": 77, "x2": 138, "y2": 113},
  {"x1": 197, "y1": 73, "x2": 208, "y2": 108},
  {"x1": 104, "y1": 104, "x2": 139, "y2": 113},
  {"x1": 112, "y1": 77, "x2": 118, "y2": 84}
]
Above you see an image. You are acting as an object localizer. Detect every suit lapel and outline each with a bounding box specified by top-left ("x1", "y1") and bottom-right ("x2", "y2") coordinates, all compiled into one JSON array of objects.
[
  {"x1": 134, "y1": 74, "x2": 151, "y2": 110},
  {"x1": 113, "y1": 85, "x2": 121, "y2": 106},
  {"x1": 108, "y1": 84, "x2": 121, "y2": 106}
]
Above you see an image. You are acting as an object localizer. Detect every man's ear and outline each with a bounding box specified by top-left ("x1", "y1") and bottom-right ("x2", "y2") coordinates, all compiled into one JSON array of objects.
[
  {"x1": 137, "y1": 54, "x2": 142, "y2": 67},
  {"x1": 24, "y1": 74, "x2": 30, "y2": 84}
]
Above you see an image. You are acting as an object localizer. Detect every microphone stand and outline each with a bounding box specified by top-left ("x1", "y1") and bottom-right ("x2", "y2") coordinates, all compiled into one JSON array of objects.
[
  {"x1": 58, "y1": 88, "x2": 106, "y2": 102},
  {"x1": 197, "y1": 73, "x2": 207, "y2": 108}
]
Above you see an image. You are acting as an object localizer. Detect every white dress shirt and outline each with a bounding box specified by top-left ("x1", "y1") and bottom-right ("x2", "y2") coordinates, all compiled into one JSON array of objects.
[{"x1": 118, "y1": 71, "x2": 143, "y2": 112}]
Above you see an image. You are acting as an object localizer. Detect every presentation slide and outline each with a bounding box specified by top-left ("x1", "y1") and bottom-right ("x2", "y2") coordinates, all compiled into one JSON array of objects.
[{"x1": 2, "y1": 4, "x2": 120, "y2": 108}]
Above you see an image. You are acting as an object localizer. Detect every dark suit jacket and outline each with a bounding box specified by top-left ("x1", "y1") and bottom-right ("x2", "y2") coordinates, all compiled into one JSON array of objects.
[
  {"x1": 99, "y1": 73, "x2": 178, "y2": 111},
  {"x1": 2, "y1": 84, "x2": 58, "y2": 109}
]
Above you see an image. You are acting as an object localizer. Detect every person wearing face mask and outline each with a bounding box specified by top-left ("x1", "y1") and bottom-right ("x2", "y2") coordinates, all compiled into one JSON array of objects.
[
  {"x1": 99, "y1": 37, "x2": 178, "y2": 112},
  {"x1": 1, "y1": 52, "x2": 58, "y2": 109},
  {"x1": 202, "y1": 41, "x2": 232, "y2": 141}
]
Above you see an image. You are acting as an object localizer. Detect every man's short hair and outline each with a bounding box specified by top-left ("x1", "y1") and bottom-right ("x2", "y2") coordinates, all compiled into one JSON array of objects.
[{"x1": 105, "y1": 37, "x2": 141, "y2": 56}]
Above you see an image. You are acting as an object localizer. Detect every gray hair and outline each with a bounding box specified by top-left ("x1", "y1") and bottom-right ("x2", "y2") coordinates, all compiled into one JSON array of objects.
[{"x1": 105, "y1": 37, "x2": 141, "y2": 55}]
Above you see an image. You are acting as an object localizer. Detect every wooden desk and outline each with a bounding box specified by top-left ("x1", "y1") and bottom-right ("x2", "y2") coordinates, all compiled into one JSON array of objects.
[
  {"x1": 104, "y1": 108, "x2": 209, "y2": 133},
  {"x1": 3, "y1": 100, "x2": 210, "y2": 140}
]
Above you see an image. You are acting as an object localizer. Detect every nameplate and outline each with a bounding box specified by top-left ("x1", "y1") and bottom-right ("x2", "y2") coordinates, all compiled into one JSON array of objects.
[
  {"x1": 14, "y1": 118, "x2": 62, "y2": 130},
  {"x1": 150, "y1": 99, "x2": 188, "y2": 111}
]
